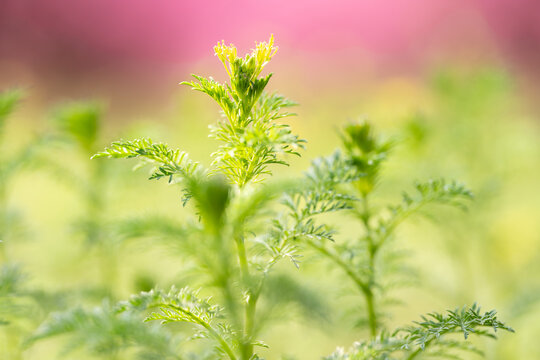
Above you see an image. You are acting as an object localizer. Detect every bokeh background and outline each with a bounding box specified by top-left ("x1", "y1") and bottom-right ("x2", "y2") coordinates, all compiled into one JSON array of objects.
[{"x1": 1, "y1": 1, "x2": 540, "y2": 359}]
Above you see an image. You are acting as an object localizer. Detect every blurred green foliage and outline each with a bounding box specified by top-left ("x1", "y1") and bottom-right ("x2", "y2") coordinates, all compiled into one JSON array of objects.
[{"x1": 0, "y1": 54, "x2": 538, "y2": 359}]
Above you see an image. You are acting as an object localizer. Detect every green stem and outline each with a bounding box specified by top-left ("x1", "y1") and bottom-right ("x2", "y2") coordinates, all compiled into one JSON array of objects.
[
  {"x1": 172, "y1": 305, "x2": 238, "y2": 360},
  {"x1": 366, "y1": 242, "x2": 378, "y2": 338},
  {"x1": 243, "y1": 296, "x2": 257, "y2": 359},
  {"x1": 361, "y1": 193, "x2": 379, "y2": 337},
  {"x1": 307, "y1": 238, "x2": 378, "y2": 336},
  {"x1": 360, "y1": 193, "x2": 370, "y2": 230},
  {"x1": 207, "y1": 233, "x2": 240, "y2": 330},
  {"x1": 364, "y1": 288, "x2": 377, "y2": 338},
  {"x1": 236, "y1": 236, "x2": 250, "y2": 281},
  {"x1": 406, "y1": 348, "x2": 423, "y2": 360},
  {"x1": 405, "y1": 339, "x2": 434, "y2": 360},
  {"x1": 235, "y1": 235, "x2": 255, "y2": 360},
  {"x1": 306, "y1": 240, "x2": 369, "y2": 293},
  {"x1": 245, "y1": 272, "x2": 268, "y2": 346},
  {"x1": 200, "y1": 320, "x2": 238, "y2": 360}
]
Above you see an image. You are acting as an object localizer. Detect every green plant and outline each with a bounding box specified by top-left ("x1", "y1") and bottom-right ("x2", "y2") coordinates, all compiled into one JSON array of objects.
[
  {"x1": 295, "y1": 122, "x2": 514, "y2": 358},
  {"x1": 55, "y1": 102, "x2": 120, "y2": 294},
  {"x1": 325, "y1": 304, "x2": 512, "y2": 360},
  {"x1": 0, "y1": 264, "x2": 31, "y2": 359},
  {"x1": 28, "y1": 300, "x2": 182, "y2": 360},
  {"x1": 28, "y1": 37, "x2": 513, "y2": 360},
  {"x1": 1, "y1": 264, "x2": 70, "y2": 360},
  {"x1": 22, "y1": 103, "x2": 184, "y2": 359},
  {"x1": 31, "y1": 35, "x2": 315, "y2": 360},
  {"x1": 36, "y1": 102, "x2": 133, "y2": 297},
  {"x1": 301, "y1": 123, "x2": 475, "y2": 335},
  {"x1": 0, "y1": 89, "x2": 46, "y2": 262},
  {"x1": 93, "y1": 35, "x2": 313, "y2": 360},
  {"x1": 0, "y1": 90, "x2": 59, "y2": 359},
  {"x1": 400, "y1": 70, "x2": 537, "y2": 359}
]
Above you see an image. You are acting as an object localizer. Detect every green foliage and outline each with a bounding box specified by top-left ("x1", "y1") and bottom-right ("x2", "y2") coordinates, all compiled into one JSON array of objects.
[
  {"x1": 0, "y1": 88, "x2": 24, "y2": 172},
  {"x1": 93, "y1": 138, "x2": 202, "y2": 182},
  {"x1": 400, "y1": 304, "x2": 513, "y2": 349},
  {"x1": 54, "y1": 102, "x2": 101, "y2": 152},
  {"x1": 316, "y1": 122, "x2": 513, "y2": 358},
  {"x1": 25, "y1": 38, "x2": 513, "y2": 360},
  {"x1": 0, "y1": 264, "x2": 27, "y2": 326},
  {"x1": 265, "y1": 151, "x2": 363, "y2": 275},
  {"x1": 325, "y1": 304, "x2": 513, "y2": 360},
  {"x1": 93, "y1": 138, "x2": 203, "y2": 205},
  {"x1": 380, "y1": 179, "x2": 474, "y2": 239},
  {"x1": 0, "y1": 89, "x2": 47, "y2": 260},
  {"x1": 285, "y1": 151, "x2": 361, "y2": 221},
  {"x1": 293, "y1": 122, "x2": 479, "y2": 339},
  {"x1": 28, "y1": 302, "x2": 182, "y2": 359},
  {"x1": 88, "y1": 36, "x2": 326, "y2": 360},
  {"x1": 0, "y1": 90, "x2": 57, "y2": 360},
  {"x1": 340, "y1": 122, "x2": 392, "y2": 195},
  {"x1": 11, "y1": 155, "x2": 185, "y2": 360},
  {"x1": 120, "y1": 287, "x2": 239, "y2": 359},
  {"x1": 0, "y1": 89, "x2": 23, "y2": 136},
  {"x1": 35, "y1": 102, "x2": 136, "y2": 299},
  {"x1": 181, "y1": 35, "x2": 305, "y2": 187},
  {"x1": 0, "y1": 264, "x2": 70, "y2": 359}
]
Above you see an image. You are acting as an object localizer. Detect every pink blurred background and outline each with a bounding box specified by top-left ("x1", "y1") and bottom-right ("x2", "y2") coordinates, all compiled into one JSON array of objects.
[{"x1": 1, "y1": 0, "x2": 539, "y2": 114}]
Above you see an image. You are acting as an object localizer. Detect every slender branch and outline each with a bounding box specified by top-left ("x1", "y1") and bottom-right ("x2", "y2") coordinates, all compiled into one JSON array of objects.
[
  {"x1": 405, "y1": 348, "x2": 423, "y2": 360},
  {"x1": 307, "y1": 237, "x2": 380, "y2": 337},
  {"x1": 405, "y1": 339, "x2": 433, "y2": 360},
  {"x1": 167, "y1": 304, "x2": 238, "y2": 360},
  {"x1": 306, "y1": 239, "x2": 369, "y2": 293}
]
